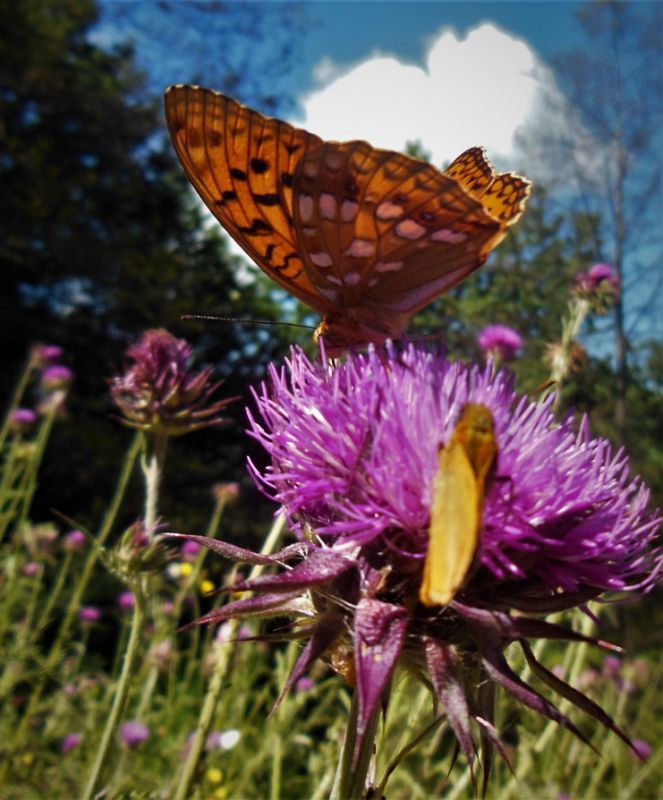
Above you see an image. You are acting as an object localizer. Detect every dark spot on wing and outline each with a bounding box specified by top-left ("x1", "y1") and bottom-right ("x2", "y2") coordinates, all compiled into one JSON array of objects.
[
  {"x1": 230, "y1": 167, "x2": 247, "y2": 181},
  {"x1": 250, "y1": 158, "x2": 269, "y2": 174},
  {"x1": 254, "y1": 193, "x2": 280, "y2": 206},
  {"x1": 238, "y1": 218, "x2": 273, "y2": 236},
  {"x1": 281, "y1": 172, "x2": 294, "y2": 188}
]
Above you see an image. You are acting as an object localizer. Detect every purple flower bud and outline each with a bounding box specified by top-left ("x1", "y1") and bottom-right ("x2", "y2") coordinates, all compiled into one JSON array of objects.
[
  {"x1": 296, "y1": 676, "x2": 314, "y2": 693},
  {"x1": 61, "y1": 732, "x2": 83, "y2": 753},
  {"x1": 181, "y1": 540, "x2": 201, "y2": 560},
  {"x1": 30, "y1": 344, "x2": 64, "y2": 367},
  {"x1": 117, "y1": 592, "x2": 136, "y2": 613},
  {"x1": 10, "y1": 408, "x2": 37, "y2": 432},
  {"x1": 573, "y1": 263, "x2": 620, "y2": 309},
  {"x1": 477, "y1": 324, "x2": 523, "y2": 363},
  {"x1": 212, "y1": 482, "x2": 240, "y2": 505},
  {"x1": 109, "y1": 329, "x2": 234, "y2": 436},
  {"x1": 41, "y1": 365, "x2": 73, "y2": 391},
  {"x1": 602, "y1": 655, "x2": 622, "y2": 679},
  {"x1": 64, "y1": 529, "x2": 86, "y2": 553},
  {"x1": 119, "y1": 721, "x2": 150, "y2": 748},
  {"x1": 78, "y1": 606, "x2": 101, "y2": 624},
  {"x1": 631, "y1": 739, "x2": 652, "y2": 760},
  {"x1": 22, "y1": 561, "x2": 42, "y2": 577}
]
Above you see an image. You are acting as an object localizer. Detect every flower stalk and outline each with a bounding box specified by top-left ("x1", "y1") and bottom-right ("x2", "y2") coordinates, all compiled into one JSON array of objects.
[{"x1": 172, "y1": 511, "x2": 286, "y2": 800}]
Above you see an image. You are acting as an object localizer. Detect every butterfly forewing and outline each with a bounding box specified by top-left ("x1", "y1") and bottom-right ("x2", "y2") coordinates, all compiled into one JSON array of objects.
[{"x1": 165, "y1": 85, "x2": 326, "y2": 311}]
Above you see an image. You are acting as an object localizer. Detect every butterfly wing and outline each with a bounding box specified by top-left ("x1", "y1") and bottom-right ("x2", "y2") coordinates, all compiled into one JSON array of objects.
[
  {"x1": 292, "y1": 142, "x2": 530, "y2": 346},
  {"x1": 164, "y1": 84, "x2": 327, "y2": 312},
  {"x1": 420, "y1": 404, "x2": 497, "y2": 607}
]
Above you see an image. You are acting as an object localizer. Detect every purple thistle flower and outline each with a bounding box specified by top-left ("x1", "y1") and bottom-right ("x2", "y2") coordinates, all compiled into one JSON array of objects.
[
  {"x1": 173, "y1": 343, "x2": 662, "y2": 777},
  {"x1": 477, "y1": 324, "x2": 523, "y2": 363},
  {"x1": 40, "y1": 365, "x2": 73, "y2": 391},
  {"x1": 22, "y1": 561, "x2": 42, "y2": 577},
  {"x1": 109, "y1": 329, "x2": 235, "y2": 436},
  {"x1": 117, "y1": 591, "x2": 136, "y2": 613},
  {"x1": 30, "y1": 344, "x2": 64, "y2": 368},
  {"x1": 573, "y1": 262, "x2": 620, "y2": 311},
  {"x1": 630, "y1": 739, "x2": 653, "y2": 761},
  {"x1": 78, "y1": 606, "x2": 101, "y2": 624},
  {"x1": 181, "y1": 539, "x2": 201, "y2": 560},
  {"x1": 10, "y1": 408, "x2": 37, "y2": 432},
  {"x1": 119, "y1": 721, "x2": 150, "y2": 748},
  {"x1": 61, "y1": 732, "x2": 83, "y2": 754},
  {"x1": 64, "y1": 529, "x2": 87, "y2": 553}
]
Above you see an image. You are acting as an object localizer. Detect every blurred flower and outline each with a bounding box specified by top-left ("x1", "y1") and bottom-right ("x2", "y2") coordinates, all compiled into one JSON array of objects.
[
  {"x1": 63, "y1": 529, "x2": 86, "y2": 553},
  {"x1": 61, "y1": 732, "x2": 82, "y2": 754},
  {"x1": 296, "y1": 676, "x2": 314, "y2": 693},
  {"x1": 602, "y1": 655, "x2": 622, "y2": 680},
  {"x1": 148, "y1": 639, "x2": 175, "y2": 672},
  {"x1": 161, "y1": 599, "x2": 175, "y2": 616},
  {"x1": 572, "y1": 262, "x2": 620, "y2": 313},
  {"x1": 109, "y1": 329, "x2": 235, "y2": 436},
  {"x1": 206, "y1": 729, "x2": 241, "y2": 751},
  {"x1": 181, "y1": 540, "x2": 201, "y2": 560},
  {"x1": 31, "y1": 344, "x2": 64, "y2": 367},
  {"x1": 117, "y1": 592, "x2": 136, "y2": 613},
  {"x1": 630, "y1": 739, "x2": 653, "y2": 761},
  {"x1": 20, "y1": 522, "x2": 59, "y2": 557},
  {"x1": 179, "y1": 562, "x2": 193, "y2": 578},
  {"x1": 40, "y1": 365, "x2": 73, "y2": 391},
  {"x1": 10, "y1": 408, "x2": 37, "y2": 432},
  {"x1": 477, "y1": 324, "x2": 522, "y2": 363},
  {"x1": 207, "y1": 767, "x2": 224, "y2": 784},
  {"x1": 212, "y1": 481, "x2": 240, "y2": 506},
  {"x1": 22, "y1": 561, "x2": 43, "y2": 577},
  {"x1": 200, "y1": 579, "x2": 215, "y2": 595},
  {"x1": 119, "y1": 721, "x2": 150, "y2": 748},
  {"x1": 79, "y1": 606, "x2": 101, "y2": 624},
  {"x1": 545, "y1": 340, "x2": 588, "y2": 379},
  {"x1": 182, "y1": 343, "x2": 662, "y2": 773},
  {"x1": 215, "y1": 622, "x2": 252, "y2": 644}
]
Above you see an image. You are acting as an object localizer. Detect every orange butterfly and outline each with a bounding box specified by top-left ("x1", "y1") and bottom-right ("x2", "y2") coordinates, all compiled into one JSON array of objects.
[{"x1": 165, "y1": 85, "x2": 531, "y2": 354}]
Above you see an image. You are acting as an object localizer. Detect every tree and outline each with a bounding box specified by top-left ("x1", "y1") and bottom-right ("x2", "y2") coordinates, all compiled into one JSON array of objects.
[
  {"x1": 517, "y1": 0, "x2": 663, "y2": 443},
  {"x1": 0, "y1": 0, "x2": 303, "y2": 535}
]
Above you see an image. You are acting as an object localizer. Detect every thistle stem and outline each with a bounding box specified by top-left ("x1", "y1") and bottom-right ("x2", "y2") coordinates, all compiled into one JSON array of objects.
[{"x1": 81, "y1": 579, "x2": 146, "y2": 800}]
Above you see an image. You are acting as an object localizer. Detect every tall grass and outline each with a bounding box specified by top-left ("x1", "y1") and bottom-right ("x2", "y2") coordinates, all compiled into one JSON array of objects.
[{"x1": 0, "y1": 342, "x2": 660, "y2": 799}]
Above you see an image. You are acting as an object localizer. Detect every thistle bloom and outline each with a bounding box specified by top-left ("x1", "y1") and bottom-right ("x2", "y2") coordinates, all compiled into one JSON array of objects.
[
  {"x1": 40, "y1": 365, "x2": 73, "y2": 391},
  {"x1": 64, "y1": 529, "x2": 86, "y2": 553},
  {"x1": 10, "y1": 408, "x2": 37, "y2": 432},
  {"x1": 119, "y1": 721, "x2": 150, "y2": 748},
  {"x1": 572, "y1": 262, "x2": 620, "y2": 313},
  {"x1": 31, "y1": 344, "x2": 64, "y2": 366},
  {"x1": 109, "y1": 329, "x2": 234, "y2": 436},
  {"x1": 176, "y1": 343, "x2": 662, "y2": 775},
  {"x1": 477, "y1": 324, "x2": 523, "y2": 363},
  {"x1": 61, "y1": 732, "x2": 83, "y2": 754},
  {"x1": 79, "y1": 606, "x2": 101, "y2": 624},
  {"x1": 117, "y1": 591, "x2": 136, "y2": 613}
]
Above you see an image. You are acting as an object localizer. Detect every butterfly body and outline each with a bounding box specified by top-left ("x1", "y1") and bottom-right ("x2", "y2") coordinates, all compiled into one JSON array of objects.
[
  {"x1": 420, "y1": 403, "x2": 497, "y2": 607},
  {"x1": 165, "y1": 85, "x2": 530, "y2": 353}
]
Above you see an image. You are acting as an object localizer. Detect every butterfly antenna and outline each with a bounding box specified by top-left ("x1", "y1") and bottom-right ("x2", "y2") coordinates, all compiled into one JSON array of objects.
[{"x1": 181, "y1": 314, "x2": 316, "y2": 331}]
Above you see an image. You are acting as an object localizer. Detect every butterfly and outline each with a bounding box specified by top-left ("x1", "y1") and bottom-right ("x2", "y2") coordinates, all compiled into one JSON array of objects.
[
  {"x1": 165, "y1": 85, "x2": 531, "y2": 354},
  {"x1": 420, "y1": 403, "x2": 497, "y2": 607}
]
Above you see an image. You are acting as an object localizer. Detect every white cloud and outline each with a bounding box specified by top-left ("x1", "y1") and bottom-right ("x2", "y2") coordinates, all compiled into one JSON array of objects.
[{"x1": 296, "y1": 23, "x2": 561, "y2": 172}]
